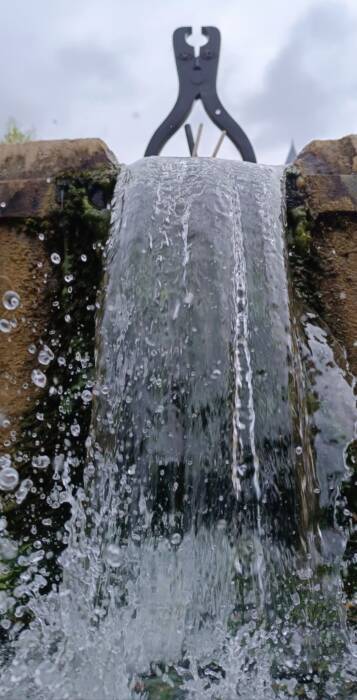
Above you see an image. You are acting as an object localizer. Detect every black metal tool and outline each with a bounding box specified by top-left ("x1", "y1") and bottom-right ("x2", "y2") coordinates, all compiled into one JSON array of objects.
[
  {"x1": 184, "y1": 124, "x2": 195, "y2": 155},
  {"x1": 144, "y1": 26, "x2": 256, "y2": 161}
]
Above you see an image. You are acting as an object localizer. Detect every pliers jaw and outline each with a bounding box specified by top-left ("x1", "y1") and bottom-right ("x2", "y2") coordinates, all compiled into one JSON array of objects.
[
  {"x1": 144, "y1": 26, "x2": 256, "y2": 162},
  {"x1": 173, "y1": 27, "x2": 220, "y2": 101}
]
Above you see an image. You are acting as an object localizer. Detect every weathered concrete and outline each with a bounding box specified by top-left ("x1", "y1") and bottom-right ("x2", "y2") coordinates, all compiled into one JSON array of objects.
[{"x1": 0, "y1": 139, "x2": 118, "y2": 511}]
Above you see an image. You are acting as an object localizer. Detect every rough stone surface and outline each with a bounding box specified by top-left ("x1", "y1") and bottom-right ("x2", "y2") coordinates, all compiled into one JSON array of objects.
[
  {"x1": 292, "y1": 134, "x2": 357, "y2": 376},
  {"x1": 0, "y1": 228, "x2": 52, "y2": 449},
  {"x1": 289, "y1": 136, "x2": 357, "y2": 621},
  {"x1": 0, "y1": 138, "x2": 117, "y2": 458},
  {"x1": 0, "y1": 138, "x2": 116, "y2": 218}
]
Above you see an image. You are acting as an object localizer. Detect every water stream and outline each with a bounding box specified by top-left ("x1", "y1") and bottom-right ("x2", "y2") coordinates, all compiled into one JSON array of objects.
[{"x1": 0, "y1": 157, "x2": 355, "y2": 699}]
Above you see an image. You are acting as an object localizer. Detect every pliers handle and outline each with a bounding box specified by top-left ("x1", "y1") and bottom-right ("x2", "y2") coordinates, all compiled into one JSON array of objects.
[{"x1": 144, "y1": 26, "x2": 256, "y2": 162}]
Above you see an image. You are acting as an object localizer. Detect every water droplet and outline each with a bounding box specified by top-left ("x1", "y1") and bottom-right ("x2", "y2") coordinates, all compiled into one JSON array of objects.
[
  {"x1": 46, "y1": 177, "x2": 52, "y2": 184},
  {"x1": 0, "y1": 201, "x2": 6, "y2": 209},
  {"x1": 128, "y1": 463, "x2": 136, "y2": 475},
  {"x1": 172, "y1": 301, "x2": 180, "y2": 320},
  {"x1": 81, "y1": 389, "x2": 92, "y2": 404},
  {"x1": 170, "y1": 532, "x2": 182, "y2": 546},
  {"x1": 0, "y1": 319, "x2": 11, "y2": 333},
  {"x1": 81, "y1": 254, "x2": 87, "y2": 262},
  {"x1": 70, "y1": 423, "x2": 80, "y2": 437},
  {"x1": 51, "y1": 253, "x2": 61, "y2": 265},
  {"x1": 0, "y1": 467, "x2": 19, "y2": 491},
  {"x1": 2, "y1": 291, "x2": 20, "y2": 310},
  {"x1": 0, "y1": 414, "x2": 10, "y2": 429},
  {"x1": 295, "y1": 446, "x2": 303, "y2": 455},
  {"x1": 184, "y1": 292, "x2": 194, "y2": 305},
  {"x1": 32, "y1": 455, "x2": 50, "y2": 470},
  {"x1": 105, "y1": 543, "x2": 121, "y2": 567},
  {"x1": 0, "y1": 538, "x2": 18, "y2": 560},
  {"x1": 27, "y1": 344, "x2": 36, "y2": 354},
  {"x1": 38, "y1": 346, "x2": 54, "y2": 365},
  {"x1": 64, "y1": 314, "x2": 71, "y2": 323},
  {"x1": 234, "y1": 556, "x2": 243, "y2": 574},
  {"x1": 211, "y1": 368, "x2": 222, "y2": 378},
  {"x1": 31, "y1": 369, "x2": 47, "y2": 388},
  {"x1": 64, "y1": 274, "x2": 73, "y2": 283},
  {"x1": 0, "y1": 455, "x2": 11, "y2": 469},
  {"x1": 16, "y1": 478, "x2": 33, "y2": 504},
  {"x1": 38, "y1": 232, "x2": 45, "y2": 241}
]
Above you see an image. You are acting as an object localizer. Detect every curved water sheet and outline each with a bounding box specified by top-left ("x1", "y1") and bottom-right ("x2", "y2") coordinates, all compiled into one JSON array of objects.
[
  {"x1": 0, "y1": 157, "x2": 355, "y2": 699},
  {"x1": 94, "y1": 158, "x2": 296, "y2": 535}
]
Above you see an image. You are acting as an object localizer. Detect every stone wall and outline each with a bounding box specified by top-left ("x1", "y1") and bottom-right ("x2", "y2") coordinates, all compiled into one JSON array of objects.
[
  {"x1": 0, "y1": 139, "x2": 117, "y2": 551},
  {"x1": 288, "y1": 134, "x2": 357, "y2": 374},
  {"x1": 287, "y1": 135, "x2": 357, "y2": 624}
]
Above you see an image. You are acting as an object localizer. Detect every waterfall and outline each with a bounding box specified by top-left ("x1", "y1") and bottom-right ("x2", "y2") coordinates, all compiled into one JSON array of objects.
[
  {"x1": 94, "y1": 158, "x2": 296, "y2": 536},
  {"x1": 0, "y1": 158, "x2": 355, "y2": 699}
]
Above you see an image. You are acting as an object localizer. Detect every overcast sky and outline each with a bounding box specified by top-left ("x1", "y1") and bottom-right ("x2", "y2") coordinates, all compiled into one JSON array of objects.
[{"x1": 1, "y1": 0, "x2": 357, "y2": 164}]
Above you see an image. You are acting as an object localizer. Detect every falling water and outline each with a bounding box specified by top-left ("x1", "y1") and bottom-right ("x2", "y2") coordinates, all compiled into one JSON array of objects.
[{"x1": 0, "y1": 158, "x2": 355, "y2": 699}]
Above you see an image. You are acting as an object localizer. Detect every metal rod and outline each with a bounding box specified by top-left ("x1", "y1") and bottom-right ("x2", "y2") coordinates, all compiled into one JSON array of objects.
[
  {"x1": 212, "y1": 130, "x2": 226, "y2": 158},
  {"x1": 184, "y1": 124, "x2": 194, "y2": 155},
  {"x1": 192, "y1": 123, "x2": 203, "y2": 157}
]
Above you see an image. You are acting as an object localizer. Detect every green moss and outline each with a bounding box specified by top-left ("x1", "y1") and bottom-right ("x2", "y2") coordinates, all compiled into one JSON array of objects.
[{"x1": 288, "y1": 205, "x2": 312, "y2": 257}]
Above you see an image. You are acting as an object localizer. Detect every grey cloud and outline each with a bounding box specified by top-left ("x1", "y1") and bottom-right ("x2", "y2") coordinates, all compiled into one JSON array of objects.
[
  {"x1": 0, "y1": 5, "x2": 136, "y2": 144},
  {"x1": 55, "y1": 42, "x2": 136, "y2": 103},
  {"x1": 241, "y1": 2, "x2": 357, "y2": 152},
  {"x1": 58, "y1": 44, "x2": 121, "y2": 82}
]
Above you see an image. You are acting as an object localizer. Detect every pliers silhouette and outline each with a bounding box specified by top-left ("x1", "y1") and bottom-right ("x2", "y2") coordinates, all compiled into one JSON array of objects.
[{"x1": 144, "y1": 26, "x2": 256, "y2": 162}]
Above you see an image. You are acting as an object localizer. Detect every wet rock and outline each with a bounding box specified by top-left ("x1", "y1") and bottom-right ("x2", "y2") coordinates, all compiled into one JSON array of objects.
[
  {"x1": 287, "y1": 134, "x2": 357, "y2": 627},
  {"x1": 288, "y1": 134, "x2": 357, "y2": 376},
  {"x1": 0, "y1": 138, "x2": 118, "y2": 541}
]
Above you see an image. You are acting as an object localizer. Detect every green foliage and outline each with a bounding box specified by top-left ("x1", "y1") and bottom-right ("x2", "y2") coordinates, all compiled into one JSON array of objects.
[{"x1": 2, "y1": 118, "x2": 34, "y2": 144}]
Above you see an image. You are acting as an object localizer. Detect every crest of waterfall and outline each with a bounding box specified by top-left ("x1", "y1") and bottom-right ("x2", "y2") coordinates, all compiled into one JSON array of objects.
[{"x1": 0, "y1": 158, "x2": 355, "y2": 700}]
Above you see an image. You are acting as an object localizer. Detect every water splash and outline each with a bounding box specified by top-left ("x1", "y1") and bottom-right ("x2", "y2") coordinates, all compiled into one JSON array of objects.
[{"x1": 0, "y1": 158, "x2": 355, "y2": 699}]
